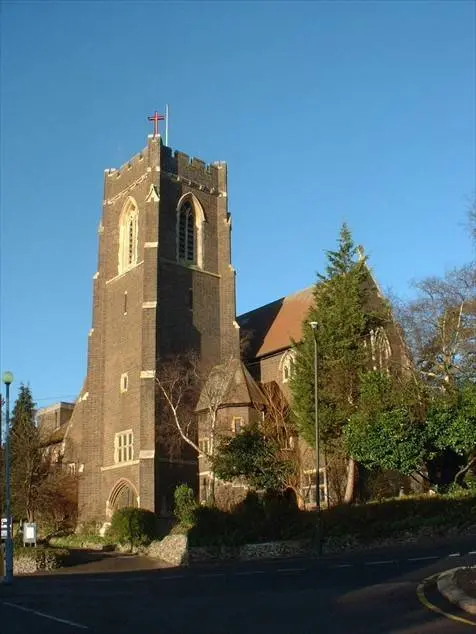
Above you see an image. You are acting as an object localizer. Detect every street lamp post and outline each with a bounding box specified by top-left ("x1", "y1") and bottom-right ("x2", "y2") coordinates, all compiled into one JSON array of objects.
[
  {"x1": 309, "y1": 323, "x2": 322, "y2": 555},
  {"x1": 2, "y1": 370, "x2": 14, "y2": 584}
]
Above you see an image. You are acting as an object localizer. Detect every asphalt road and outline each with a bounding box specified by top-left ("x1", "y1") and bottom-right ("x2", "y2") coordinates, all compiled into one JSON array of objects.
[{"x1": 1, "y1": 536, "x2": 476, "y2": 633}]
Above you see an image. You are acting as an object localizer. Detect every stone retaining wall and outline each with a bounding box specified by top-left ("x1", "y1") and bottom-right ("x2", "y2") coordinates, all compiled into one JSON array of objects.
[
  {"x1": 147, "y1": 535, "x2": 188, "y2": 566},
  {"x1": 13, "y1": 555, "x2": 38, "y2": 575},
  {"x1": 239, "y1": 540, "x2": 311, "y2": 560},
  {"x1": 147, "y1": 536, "x2": 312, "y2": 566}
]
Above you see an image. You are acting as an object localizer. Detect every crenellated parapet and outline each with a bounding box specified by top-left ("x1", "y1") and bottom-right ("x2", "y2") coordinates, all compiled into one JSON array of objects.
[{"x1": 161, "y1": 146, "x2": 227, "y2": 195}]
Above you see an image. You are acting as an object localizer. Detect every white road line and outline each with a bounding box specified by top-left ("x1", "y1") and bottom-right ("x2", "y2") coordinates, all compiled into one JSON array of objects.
[
  {"x1": 407, "y1": 556, "x2": 439, "y2": 562},
  {"x1": 468, "y1": 551, "x2": 476, "y2": 555},
  {"x1": 3, "y1": 601, "x2": 88, "y2": 630},
  {"x1": 448, "y1": 553, "x2": 461, "y2": 557},
  {"x1": 329, "y1": 564, "x2": 353, "y2": 569},
  {"x1": 365, "y1": 560, "x2": 396, "y2": 566},
  {"x1": 277, "y1": 568, "x2": 306, "y2": 573},
  {"x1": 235, "y1": 570, "x2": 265, "y2": 576}
]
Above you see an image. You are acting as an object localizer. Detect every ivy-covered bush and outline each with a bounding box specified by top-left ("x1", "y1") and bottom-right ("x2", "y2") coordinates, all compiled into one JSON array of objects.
[{"x1": 108, "y1": 507, "x2": 158, "y2": 550}]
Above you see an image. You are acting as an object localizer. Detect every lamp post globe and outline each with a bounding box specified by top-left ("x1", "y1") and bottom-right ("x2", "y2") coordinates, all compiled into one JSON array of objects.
[{"x1": 2, "y1": 371, "x2": 13, "y2": 385}]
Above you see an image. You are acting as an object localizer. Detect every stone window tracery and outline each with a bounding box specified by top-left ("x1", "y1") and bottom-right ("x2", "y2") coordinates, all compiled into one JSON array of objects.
[
  {"x1": 176, "y1": 194, "x2": 205, "y2": 268},
  {"x1": 118, "y1": 198, "x2": 139, "y2": 274}
]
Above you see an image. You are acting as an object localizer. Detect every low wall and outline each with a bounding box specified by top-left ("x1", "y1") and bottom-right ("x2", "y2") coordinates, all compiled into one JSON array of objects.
[
  {"x1": 13, "y1": 548, "x2": 71, "y2": 575},
  {"x1": 147, "y1": 536, "x2": 312, "y2": 566},
  {"x1": 147, "y1": 535, "x2": 188, "y2": 566}
]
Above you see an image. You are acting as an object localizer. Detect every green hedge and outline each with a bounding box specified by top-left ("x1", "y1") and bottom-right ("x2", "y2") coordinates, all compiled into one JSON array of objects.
[
  {"x1": 321, "y1": 492, "x2": 476, "y2": 541},
  {"x1": 189, "y1": 491, "x2": 300, "y2": 547},
  {"x1": 108, "y1": 507, "x2": 158, "y2": 550},
  {"x1": 187, "y1": 491, "x2": 476, "y2": 548}
]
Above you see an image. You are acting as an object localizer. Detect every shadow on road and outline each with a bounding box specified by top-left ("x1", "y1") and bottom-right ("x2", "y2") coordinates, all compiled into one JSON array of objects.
[{"x1": 1, "y1": 542, "x2": 475, "y2": 633}]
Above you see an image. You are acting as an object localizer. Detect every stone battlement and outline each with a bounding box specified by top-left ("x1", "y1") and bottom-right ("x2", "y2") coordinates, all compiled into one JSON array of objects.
[
  {"x1": 103, "y1": 138, "x2": 227, "y2": 195},
  {"x1": 161, "y1": 146, "x2": 226, "y2": 190},
  {"x1": 104, "y1": 148, "x2": 147, "y2": 179}
]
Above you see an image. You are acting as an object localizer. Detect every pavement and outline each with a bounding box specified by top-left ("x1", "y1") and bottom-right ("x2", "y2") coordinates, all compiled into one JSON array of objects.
[
  {"x1": 1, "y1": 535, "x2": 476, "y2": 633},
  {"x1": 437, "y1": 566, "x2": 476, "y2": 616}
]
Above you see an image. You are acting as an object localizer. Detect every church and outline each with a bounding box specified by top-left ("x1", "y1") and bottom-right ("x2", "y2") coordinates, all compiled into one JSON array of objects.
[{"x1": 37, "y1": 121, "x2": 407, "y2": 526}]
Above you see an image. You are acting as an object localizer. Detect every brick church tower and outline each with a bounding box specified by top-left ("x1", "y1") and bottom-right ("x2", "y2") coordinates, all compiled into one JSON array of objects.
[{"x1": 65, "y1": 128, "x2": 240, "y2": 523}]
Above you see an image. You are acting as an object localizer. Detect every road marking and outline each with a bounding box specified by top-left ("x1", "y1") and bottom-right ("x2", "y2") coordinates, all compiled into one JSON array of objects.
[
  {"x1": 277, "y1": 567, "x2": 306, "y2": 573},
  {"x1": 330, "y1": 563, "x2": 353, "y2": 569},
  {"x1": 3, "y1": 601, "x2": 88, "y2": 630},
  {"x1": 416, "y1": 576, "x2": 476, "y2": 628},
  {"x1": 199, "y1": 573, "x2": 226, "y2": 578},
  {"x1": 407, "y1": 556, "x2": 439, "y2": 562},
  {"x1": 235, "y1": 570, "x2": 265, "y2": 576},
  {"x1": 469, "y1": 551, "x2": 476, "y2": 555},
  {"x1": 448, "y1": 553, "x2": 461, "y2": 558},
  {"x1": 160, "y1": 574, "x2": 186, "y2": 580},
  {"x1": 365, "y1": 560, "x2": 396, "y2": 566}
]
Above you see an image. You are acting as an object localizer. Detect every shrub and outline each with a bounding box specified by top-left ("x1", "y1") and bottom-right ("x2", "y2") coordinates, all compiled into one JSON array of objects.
[
  {"x1": 189, "y1": 491, "x2": 303, "y2": 547},
  {"x1": 188, "y1": 490, "x2": 476, "y2": 549},
  {"x1": 188, "y1": 505, "x2": 238, "y2": 547},
  {"x1": 108, "y1": 507, "x2": 158, "y2": 550},
  {"x1": 174, "y1": 484, "x2": 197, "y2": 528}
]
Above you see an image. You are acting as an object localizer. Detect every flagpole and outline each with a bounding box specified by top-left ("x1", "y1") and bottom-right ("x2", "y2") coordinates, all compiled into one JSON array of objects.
[{"x1": 165, "y1": 104, "x2": 169, "y2": 146}]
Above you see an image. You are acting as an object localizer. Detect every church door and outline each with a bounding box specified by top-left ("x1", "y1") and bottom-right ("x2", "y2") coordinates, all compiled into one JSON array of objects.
[{"x1": 109, "y1": 480, "x2": 138, "y2": 512}]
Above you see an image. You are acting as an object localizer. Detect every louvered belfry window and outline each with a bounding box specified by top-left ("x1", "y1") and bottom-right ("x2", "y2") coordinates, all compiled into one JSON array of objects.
[
  {"x1": 128, "y1": 219, "x2": 135, "y2": 265},
  {"x1": 178, "y1": 201, "x2": 195, "y2": 263}
]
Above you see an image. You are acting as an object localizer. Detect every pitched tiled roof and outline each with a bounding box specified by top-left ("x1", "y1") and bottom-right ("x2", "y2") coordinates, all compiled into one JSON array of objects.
[
  {"x1": 238, "y1": 287, "x2": 314, "y2": 359},
  {"x1": 196, "y1": 359, "x2": 268, "y2": 412}
]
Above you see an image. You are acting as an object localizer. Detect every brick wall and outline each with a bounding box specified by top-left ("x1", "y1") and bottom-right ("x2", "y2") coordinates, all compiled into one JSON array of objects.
[{"x1": 37, "y1": 402, "x2": 74, "y2": 439}]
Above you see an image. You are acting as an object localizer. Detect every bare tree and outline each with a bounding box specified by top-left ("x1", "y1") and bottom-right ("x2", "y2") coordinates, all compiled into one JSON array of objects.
[
  {"x1": 155, "y1": 353, "x2": 237, "y2": 503},
  {"x1": 258, "y1": 382, "x2": 313, "y2": 508},
  {"x1": 398, "y1": 264, "x2": 476, "y2": 390},
  {"x1": 468, "y1": 202, "x2": 476, "y2": 245},
  {"x1": 155, "y1": 352, "x2": 203, "y2": 459}
]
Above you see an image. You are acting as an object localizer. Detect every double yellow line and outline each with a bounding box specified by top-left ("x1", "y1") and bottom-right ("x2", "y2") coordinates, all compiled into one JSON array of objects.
[{"x1": 417, "y1": 573, "x2": 476, "y2": 628}]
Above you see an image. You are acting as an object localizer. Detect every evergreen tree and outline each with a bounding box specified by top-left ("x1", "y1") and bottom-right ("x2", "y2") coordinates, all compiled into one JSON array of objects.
[
  {"x1": 10, "y1": 384, "x2": 43, "y2": 521},
  {"x1": 11, "y1": 384, "x2": 36, "y2": 431},
  {"x1": 290, "y1": 224, "x2": 390, "y2": 501}
]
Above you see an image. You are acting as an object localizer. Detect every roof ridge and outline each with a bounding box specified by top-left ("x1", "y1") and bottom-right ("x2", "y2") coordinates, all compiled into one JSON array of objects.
[{"x1": 238, "y1": 285, "x2": 313, "y2": 320}]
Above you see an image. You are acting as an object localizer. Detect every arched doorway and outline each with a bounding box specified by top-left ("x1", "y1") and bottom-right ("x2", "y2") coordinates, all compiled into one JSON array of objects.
[{"x1": 107, "y1": 479, "x2": 139, "y2": 518}]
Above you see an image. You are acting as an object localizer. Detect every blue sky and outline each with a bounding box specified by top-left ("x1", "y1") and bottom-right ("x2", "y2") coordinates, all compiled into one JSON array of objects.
[{"x1": 1, "y1": 1, "x2": 474, "y2": 408}]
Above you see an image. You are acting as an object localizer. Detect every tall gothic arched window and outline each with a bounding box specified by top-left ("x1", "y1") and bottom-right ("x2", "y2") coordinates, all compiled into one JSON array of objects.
[
  {"x1": 118, "y1": 198, "x2": 139, "y2": 274},
  {"x1": 369, "y1": 327, "x2": 392, "y2": 372},
  {"x1": 178, "y1": 201, "x2": 195, "y2": 263},
  {"x1": 280, "y1": 349, "x2": 296, "y2": 383},
  {"x1": 176, "y1": 194, "x2": 205, "y2": 268}
]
